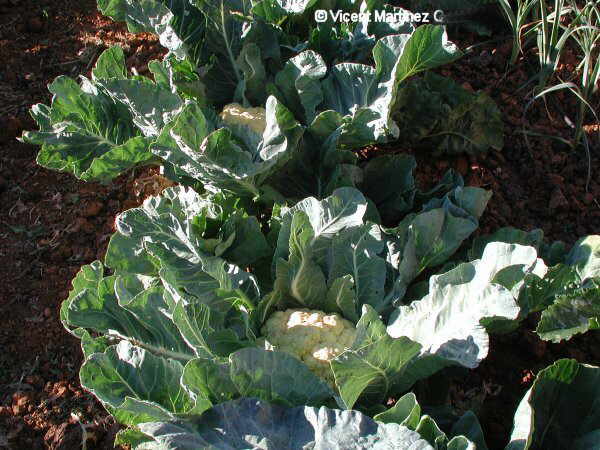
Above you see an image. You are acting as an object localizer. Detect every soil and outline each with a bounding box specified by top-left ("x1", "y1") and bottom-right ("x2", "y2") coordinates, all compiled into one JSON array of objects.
[
  {"x1": 0, "y1": 0, "x2": 164, "y2": 448},
  {"x1": 0, "y1": 1, "x2": 598, "y2": 449}
]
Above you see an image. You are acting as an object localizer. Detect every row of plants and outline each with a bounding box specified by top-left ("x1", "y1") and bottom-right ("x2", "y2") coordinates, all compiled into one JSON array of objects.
[
  {"x1": 20, "y1": 1, "x2": 600, "y2": 448},
  {"x1": 497, "y1": 0, "x2": 600, "y2": 159}
]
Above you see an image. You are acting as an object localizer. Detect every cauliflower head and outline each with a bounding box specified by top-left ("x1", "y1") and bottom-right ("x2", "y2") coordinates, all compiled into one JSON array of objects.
[
  {"x1": 219, "y1": 103, "x2": 267, "y2": 137},
  {"x1": 260, "y1": 309, "x2": 357, "y2": 387}
]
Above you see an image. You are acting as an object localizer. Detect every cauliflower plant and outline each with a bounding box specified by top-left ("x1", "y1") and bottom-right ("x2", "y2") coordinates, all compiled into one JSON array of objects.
[
  {"x1": 260, "y1": 309, "x2": 357, "y2": 387},
  {"x1": 219, "y1": 103, "x2": 267, "y2": 137}
]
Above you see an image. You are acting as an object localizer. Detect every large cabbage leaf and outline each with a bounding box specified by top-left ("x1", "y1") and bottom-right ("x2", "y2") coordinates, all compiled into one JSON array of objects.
[
  {"x1": 533, "y1": 236, "x2": 600, "y2": 342},
  {"x1": 133, "y1": 398, "x2": 437, "y2": 449},
  {"x1": 393, "y1": 72, "x2": 504, "y2": 155},
  {"x1": 507, "y1": 359, "x2": 600, "y2": 450},
  {"x1": 470, "y1": 231, "x2": 600, "y2": 341},
  {"x1": 387, "y1": 242, "x2": 536, "y2": 369},
  {"x1": 19, "y1": 48, "x2": 158, "y2": 181}
]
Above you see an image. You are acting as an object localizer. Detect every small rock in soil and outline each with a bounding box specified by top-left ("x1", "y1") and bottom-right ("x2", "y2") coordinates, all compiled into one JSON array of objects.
[
  {"x1": 51, "y1": 245, "x2": 72, "y2": 261},
  {"x1": 81, "y1": 200, "x2": 103, "y2": 217},
  {"x1": 6, "y1": 116, "x2": 23, "y2": 139},
  {"x1": 44, "y1": 423, "x2": 82, "y2": 450},
  {"x1": 455, "y1": 156, "x2": 469, "y2": 176},
  {"x1": 24, "y1": 375, "x2": 43, "y2": 388},
  {"x1": 82, "y1": 247, "x2": 95, "y2": 261},
  {"x1": 436, "y1": 160, "x2": 449, "y2": 170},
  {"x1": 548, "y1": 174, "x2": 565, "y2": 186},
  {"x1": 549, "y1": 187, "x2": 568, "y2": 211},
  {"x1": 26, "y1": 17, "x2": 43, "y2": 33},
  {"x1": 567, "y1": 347, "x2": 587, "y2": 361},
  {"x1": 583, "y1": 193, "x2": 594, "y2": 205},
  {"x1": 522, "y1": 331, "x2": 547, "y2": 359},
  {"x1": 73, "y1": 217, "x2": 95, "y2": 234},
  {"x1": 12, "y1": 392, "x2": 33, "y2": 416}
]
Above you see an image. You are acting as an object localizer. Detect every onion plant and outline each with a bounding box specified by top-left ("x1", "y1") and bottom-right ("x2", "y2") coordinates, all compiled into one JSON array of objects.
[
  {"x1": 530, "y1": 1, "x2": 599, "y2": 190},
  {"x1": 563, "y1": 1, "x2": 600, "y2": 146},
  {"x1": 497, "y1": 0, "x2": 541, "y2": 64}
]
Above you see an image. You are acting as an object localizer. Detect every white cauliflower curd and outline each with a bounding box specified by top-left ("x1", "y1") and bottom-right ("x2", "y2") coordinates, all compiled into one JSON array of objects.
[
  {"x1": 260, "y1": 309, "x2": 357, "y2": 386},
  {"x1": 219, "y1": 103, "x2": 267, "y2": 136}
]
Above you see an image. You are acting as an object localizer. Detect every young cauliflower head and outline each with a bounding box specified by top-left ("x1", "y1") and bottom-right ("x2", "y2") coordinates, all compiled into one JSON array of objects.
[
  {"x1": 260, "y1": 309, "x2": 357, "y2": 387},
  {"x1": 219, "y1": 103, "x2": 267, "y2": 137}
]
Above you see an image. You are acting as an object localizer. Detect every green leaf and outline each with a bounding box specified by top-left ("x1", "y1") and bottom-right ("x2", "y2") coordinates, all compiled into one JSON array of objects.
[
  {"x1": 154, "y1": 96, "x2": 303, "y2": 198},
  {"x1": 92, "y1": 46, "x2": 127, "y2": 80},
  {"x1": 97, "y1": 0, "x2": 206, "y2": 63},
  {"x1": 229, "y1": 348, "x2": 333, "y2": 407},
  {"x1": 104, "y1": 232, "x2": 159, "y2": 276},
  {"x1": 451, "y1": 411, "x2": 488, "y2": 450},
  {"x1": 274, "y1": 50, "x2": 327, "y2": 124},
  {"x1": 536, "y1": 280, "x2": 600, "y2": 343},
  {"x1": 508, "y1": 359, "x2": 600, "y2": 450},
  {"x1": 326, "y1": 223, "x2": 387, "y2": 313},
  {"x1": 394, "y1": 72, "x2": 503, "y2": 155},
  {"x1": 181, "y1": 357, "x2": 236, "y2": 408},
  {"x1": 566, "y1": 235, "x2": 600, "y2": 282},
  {"x1": 359, "y1": 153, "x2": 416, "y2": 224},
  {"x1": 80, "y1": 342, "x2": 195, "y2": 425},
  {"x1": 388, "y1": 242, "x2": 527, "y2": 369},
  {"x1": 82, "y1": 136, "x2": 157, "y2": 180},
  {"x1": 73, "y1": 328, "x2": 112, "y2": 359},
  {"x1": 136, "y1": 398, "x2": 436, "y2": 449},
  {"x1": 393, "y1": 25, "x2": 463, "y2": 84},
  {"x1": 217, "y1": 213, "x2": 271, "y2": 268},
  {"x1": 190, "y1": 0, "x2": 279, "y2": 105},
  {"x1": 469, "y1": 227, "x2": 544, "y2": 261},
  {"x1": 153, "y1": 101, "x2": 216, "y2": 154},
  {"x1": 518, "y1": 235, "x2": 600, "y2": 329},
  {"x1": 114, "y1": 428, "x2": 154, "y2": 448},
  {"x1": 383, "y1": 185, "x2": 492, "y2": 304},
  {"x1": 21, "y1": 76, "x2": 153, "y2": 181},
  {"x1": 415, "y1": 415, "x2": 448, "y2": 447},
  {"x1": 101, "y1": 78, "x2": 184, "y2": 136},
  {"x1": 106, "y1": 187, "x2": 212, "y2": 272},
  {"x1": 374, "y1": 392, "x2": 422, "y2": 429},
  {"x1": 106, "y1": 186, "x2": 266, "y2": 275},
  {"x1": 64, "y1": 273, "x2": 194, "y2": 359},
  {"x1": 332, "y1": 305, "x2": 422, "y2": 409},
  {"x1": 270, "y1": 188, "x2": 383, "y2": 312},
  {"x1": 322, "y1": 63, "x2": 377, "y2": 116},
  {"x1": 274, "y1": 187, "x2": 368, "y2": 264},
  {"x1": 273, "y1": 212, "x2": 329, "y2": 309},
  {"x1": 173, "y1": 301, "x2": 247, "y2": 358},
  {"x1": 324, "y1": 275, "x2": 359, "y2": 322},
  {"x1": 60, "y1": 260, "x2": 105, "y2": 330}
]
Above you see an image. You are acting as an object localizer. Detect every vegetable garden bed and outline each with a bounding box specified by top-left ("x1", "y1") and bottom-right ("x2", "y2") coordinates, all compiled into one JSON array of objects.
[{"x1": 1, "y1": 0, "x2": 599, "y2": 449}]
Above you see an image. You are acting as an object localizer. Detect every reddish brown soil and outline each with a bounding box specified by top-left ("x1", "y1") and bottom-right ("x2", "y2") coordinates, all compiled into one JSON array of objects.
[
  {"x1": 0, "y1": 0, "x2": 164, "y2": 448},
  {"x1": 0, "y1": 2, "x2": 598, "y2": 449}
]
